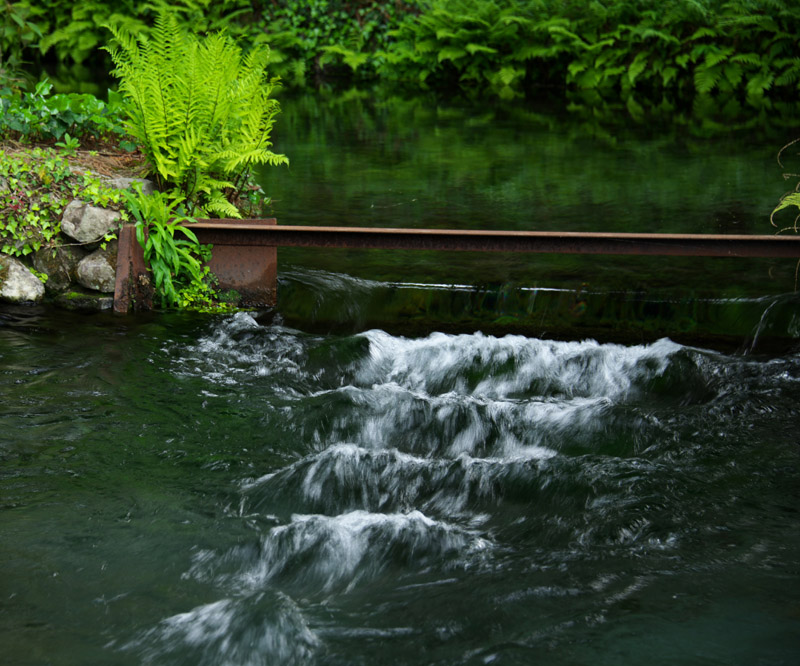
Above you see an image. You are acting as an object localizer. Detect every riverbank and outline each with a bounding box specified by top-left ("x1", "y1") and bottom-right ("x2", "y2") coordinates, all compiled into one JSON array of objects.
[{"x1": 0, "y1": 143, "x2": 148, "y2": 310}]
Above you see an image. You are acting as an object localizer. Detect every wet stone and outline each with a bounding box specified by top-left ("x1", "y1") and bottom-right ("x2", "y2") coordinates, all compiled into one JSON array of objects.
[
  {"x1": 53, "y1": 288, "x2": 114, "y2": 312},
  {"x1": 33, "y1": 245, "x2": 87, "y2": 294}
]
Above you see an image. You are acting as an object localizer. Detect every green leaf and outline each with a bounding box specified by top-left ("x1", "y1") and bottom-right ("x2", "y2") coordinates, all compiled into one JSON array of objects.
[
  {"x1": 627, "y1": 52, "x2": 649, "y2": 86},
  {"x1": 694, "y1": 66, "x2": 720, "y2": 94},
  {"x1": 438, "y1": 46, "x2": 467, "y2": 63},
  {"x1": 465, "y1": 43, "x2": 498, "y2": 56},
  {"x1": 746, "y1": 71, "x2": 774, "y2": 97}
]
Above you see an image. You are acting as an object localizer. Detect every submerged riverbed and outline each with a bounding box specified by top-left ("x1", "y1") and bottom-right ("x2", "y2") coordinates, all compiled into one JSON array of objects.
[{"x1": 1, "y1": 307, "x2": 799, "y2": 665}]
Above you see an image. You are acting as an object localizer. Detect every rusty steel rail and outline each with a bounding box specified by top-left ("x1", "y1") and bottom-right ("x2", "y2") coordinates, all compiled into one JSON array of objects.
[
  {"x1": 190, "y1": 222, "x2": 800, "y2": 258},
  {"x1": 114, "y1": 220, "x2": 800, "y2": 313}
]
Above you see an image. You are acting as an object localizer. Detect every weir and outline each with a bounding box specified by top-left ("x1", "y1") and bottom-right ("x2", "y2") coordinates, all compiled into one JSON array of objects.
[{"x1": 113, "y1": 219, "x2": 800, "y2": 314}]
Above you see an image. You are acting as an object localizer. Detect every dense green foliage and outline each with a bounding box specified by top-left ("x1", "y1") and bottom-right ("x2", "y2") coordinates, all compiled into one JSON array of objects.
[
  {"x1": 0, "y1": 78, "x2": 129, "y2": 146},
  {"x1": 105, "y1": 9, "x2": 287, "y2": 217},
  {"x1": 10, "y1": 0, "x2": 800, "y2": 99},
  {"x1": 260, "y1": 0, "x2": 417, "y2": 85},
  {"x1": 1, "y1": 1, "x2": 42, "y2": 90},
  {"x1": 0, "y1": 148, "x2": 127, "y2": 257},
  {"x1": 382, "y1": 0, "x2": 800, "y2": 98}
]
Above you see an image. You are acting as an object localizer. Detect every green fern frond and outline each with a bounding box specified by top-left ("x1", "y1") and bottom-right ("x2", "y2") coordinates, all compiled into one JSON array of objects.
[
  {"x1": 703, "y1": 46, "x2": 735, "y2": 69},
  {"x1": 774, "y1": 59, "x2": 800, "y2": 86},
  {"x1": 694, "y1": 65, "x2": 721, "y2": 93},
  {"x1": 105, "y1": 7, "x2": 287, "y2": 218},
  {"x1": 746, "y1": 70, "x2": 774, "y2": 96},
  {"x1": 730, "y1": 53, "x2": 762, "y2": 66}
]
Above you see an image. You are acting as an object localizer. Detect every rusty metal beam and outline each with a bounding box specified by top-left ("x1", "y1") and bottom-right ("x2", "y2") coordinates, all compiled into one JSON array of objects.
[
  {"x1": 114, "y1": 219, "x2": 278, "y2": 314},
  {"x1": 113, "y1": 224, "x2": 152, "y2": 314},
  {"x1": 114, "y1": 219, "x2": 800, "y2": 313},
  {"x1": 190, "y1": 222, "x2": 800, "y2": 258}
]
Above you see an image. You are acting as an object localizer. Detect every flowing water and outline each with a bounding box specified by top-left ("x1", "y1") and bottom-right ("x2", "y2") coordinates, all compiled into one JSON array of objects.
[
  {"x1": 1, "y1": 308, "x2": 799, "y2": 665},
  {"x1": 2, "y1": 93, "x2": 800, "y2": 664}
]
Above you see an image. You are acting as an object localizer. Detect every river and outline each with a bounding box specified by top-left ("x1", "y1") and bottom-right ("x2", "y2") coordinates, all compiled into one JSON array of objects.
[{"x1": 1, "y1": 92, "x2": 799, "y2": 664}]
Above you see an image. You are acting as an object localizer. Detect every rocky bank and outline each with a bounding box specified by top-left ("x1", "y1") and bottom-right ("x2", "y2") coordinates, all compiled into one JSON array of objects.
[{"x1": 0, "y1": 176, "x2": 153, "y2": 311}]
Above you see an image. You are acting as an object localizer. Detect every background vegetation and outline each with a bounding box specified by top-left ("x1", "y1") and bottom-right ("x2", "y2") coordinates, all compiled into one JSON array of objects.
[{"x1": 3, "y1": 0, "x2": 799, "y2": 100}]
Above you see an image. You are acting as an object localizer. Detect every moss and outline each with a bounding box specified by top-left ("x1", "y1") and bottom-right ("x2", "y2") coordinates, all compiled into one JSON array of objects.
[{"x1": 54, "y1": 289, "x2": 114, "y2": 312}]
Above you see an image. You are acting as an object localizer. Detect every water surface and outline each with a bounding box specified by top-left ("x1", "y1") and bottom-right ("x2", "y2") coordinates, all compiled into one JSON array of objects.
[
  {"x1": 2, "y1": 93, "x2": 800, "y2": 664},
  {"x1": 258, "y1": 93, "x2": 800, "y2": 344},
  {"x1": 1, "y1": 308, "x2": 799, "y2": 664}
]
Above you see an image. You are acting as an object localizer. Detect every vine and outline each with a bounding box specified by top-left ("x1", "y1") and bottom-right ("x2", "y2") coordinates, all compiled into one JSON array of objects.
[{"x1": 0, "y1": 147, "x2": 128, "y2": 257}]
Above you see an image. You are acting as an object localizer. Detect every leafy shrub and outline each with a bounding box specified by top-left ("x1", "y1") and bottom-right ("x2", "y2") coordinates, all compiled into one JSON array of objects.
[
  {"x1": 17, "y1": 0, "x2": 417, "y2": 89},
  {"x1": 771, "y1": 138, "x2": 800, "y2": 233},
  {"x1": 0, "y1": 1, "x2": 42, "y2": 90},
  {"x1": 380, "y1": 0, "x2": 800, "y2": 99},
  {"x1": 0, "y1": 78, "x2": 130, "y2": 146},
  {"x1": 104, "y1": 9, "x2": 288, "y2": 217},
  {"x1": 0, "y1": 147, "x2": 128, "y2": 257},
  {"x1": 21, "y1": 0, "x2": 263, "y2": 67},
  {"x1": 258, "y1": 0, "x2": 417, "y2": 84},
  {"x1": 104, "y1": 8, "x2": 287, "y2": 310},
  {"x1": 124, "y1": 186, "x2": 229, "y2": 309}
]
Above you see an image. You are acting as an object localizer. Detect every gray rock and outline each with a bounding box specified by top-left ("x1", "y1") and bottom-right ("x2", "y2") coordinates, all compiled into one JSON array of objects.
[
  {"x1": 106, "y1": 177, "x2": 155, "y2": 196},
  {"x1": 33, "y1": 245, "x2": 87, "y2": 293},
  {"x1": 76, "y1": 241, "x2": 118, "y2": 292},
  {"x1": 54, "y1": 288, "x2": 114, "y2": 312},
  {"x1": 0, "y1": 255, "x2": 46, "y2": 303},
  {"x1": 61, "y1": 200, "x2": 121, "y2": 244},
  {"x1": 0, "y1": 176, "x2": 7, "y2": 192}
]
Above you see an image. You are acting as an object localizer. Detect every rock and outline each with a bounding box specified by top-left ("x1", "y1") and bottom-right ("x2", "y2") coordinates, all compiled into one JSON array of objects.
[
  {"x1": 106, "y1": 177, "x2": 155, "y2": 196},
  {"x1": 33, "y1": 245, "x2": 87, "y2": 294},
  {"x1": 0, "y1": 176, "x2": 7, "y2": 192},
  {"x1": 61, "y1": 200, "x2": 121, "y2": 244},
  {"x1": 0, "y1": 255, "x2": 46, "y2": 303},
  {"x1": 76, "y1": 241, "x2": 118, "y2": 292},
  {"x1": 54, "y1": 288, "x2": 114, "y2": 312}
]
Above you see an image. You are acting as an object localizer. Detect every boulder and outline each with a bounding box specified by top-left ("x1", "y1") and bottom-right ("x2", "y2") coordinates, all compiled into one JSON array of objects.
[
  {"x1": 61, "y1": 200, "x2": 121, "y2": 244},
  {"x1": 33, "y1": 245, "x2": 87, "y2": 294},
  {"x1": 76, "y1": 241, "x2": 118, "y2": 293},
  {"x1": 0, "y1": 255, "x2": 46, "y2": 303},
  {"x1": 54, "y1": 289, "x2": 114, "y2": 312}
]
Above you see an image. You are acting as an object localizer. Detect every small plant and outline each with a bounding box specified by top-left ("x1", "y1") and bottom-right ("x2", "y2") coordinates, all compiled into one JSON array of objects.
[
  {"x1": 124, "y1": 187, "x2": 205, "y2": 308},
  {"x1": 771, "y1": 138, "x2": 800, "y2": 233},
  {"x1": 54, "y1": 132, "x2": 80, "y2": 156},
  {"x1": 105, "y1": 9, "x2": 288, "y2": 218},
  {"x1": 124, "y1": 186, "x2": 234, "y2": 311}
]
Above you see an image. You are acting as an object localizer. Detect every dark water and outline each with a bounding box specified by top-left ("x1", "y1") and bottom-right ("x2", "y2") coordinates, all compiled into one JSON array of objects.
[
  {"x1": 257, "y1": 93, "x2": 800, "y2": 345},
  {"x1": 1, "y1": 308, "x2": 799, "y2": 665},
  {"x1": 2, "y1": 94, "x2": 800, "y2": 664}
]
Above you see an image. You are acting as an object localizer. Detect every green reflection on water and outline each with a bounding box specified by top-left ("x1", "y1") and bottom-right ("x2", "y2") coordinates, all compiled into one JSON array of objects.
[{"x1": 253, "y1": 92, "x2": 800, "y2": 345}]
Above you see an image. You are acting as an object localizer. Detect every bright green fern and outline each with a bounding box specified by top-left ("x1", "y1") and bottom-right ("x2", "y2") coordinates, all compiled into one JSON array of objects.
[{"x1": 104, "y1": 9, "x2": 288, "y2": 218}]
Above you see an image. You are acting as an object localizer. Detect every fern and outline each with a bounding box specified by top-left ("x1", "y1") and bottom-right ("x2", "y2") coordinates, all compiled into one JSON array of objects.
[{"x1": 104, "y1": 8, "x2": 288, "y2": 218}]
